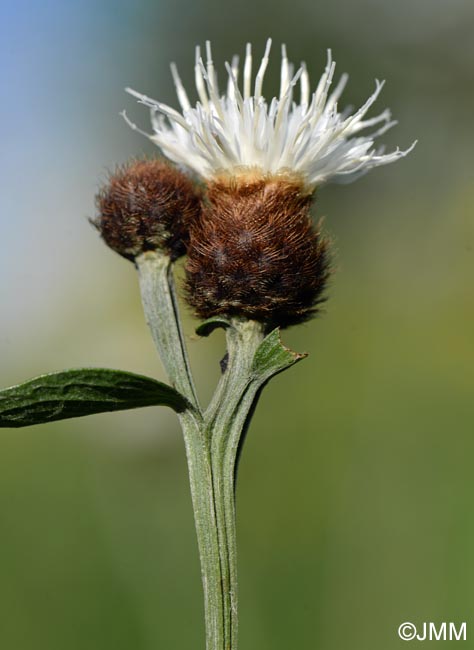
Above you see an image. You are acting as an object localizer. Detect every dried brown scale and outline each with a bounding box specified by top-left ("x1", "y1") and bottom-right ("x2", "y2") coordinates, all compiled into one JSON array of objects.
[
  {"x1": 94, "y1": 159, "x2": 202, "y2": 261},
  {"x1": 185, "y1": 176, "x2": 331, "y2": 328}
]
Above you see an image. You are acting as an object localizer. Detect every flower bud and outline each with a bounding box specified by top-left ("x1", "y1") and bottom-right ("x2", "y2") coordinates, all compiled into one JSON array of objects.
[
  {"x1": 94, "y1": 159, "x2": 201, "y2": 261},
  {"x1": 185, "y1": 175, "x2": 331, "y2": 328}
]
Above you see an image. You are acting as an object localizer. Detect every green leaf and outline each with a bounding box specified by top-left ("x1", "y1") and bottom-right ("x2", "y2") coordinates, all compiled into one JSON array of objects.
[
  {"x1": 0, "y1": 368, "x2": 189, "y2": 428},
  {"x1": 251, "y1": 328, "x2": 307, "y2": 382},
  {"x1": 195, "y1": 316, "x2": 232, "y2": 337}
]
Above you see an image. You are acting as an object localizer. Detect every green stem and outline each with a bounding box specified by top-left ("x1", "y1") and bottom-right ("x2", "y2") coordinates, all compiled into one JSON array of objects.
[
  {"x1": 180, "y1": 411, "x2": 226, "y2": 650},
  {"x1": 137, "y1": 251, "x2": 226, "y2": 649},
  {"x1": 137, "y1": 253, "x2": 300, "y2": 650},
  {"x1": 208, "y1": 320, "x2": 265, "y2": 650},
  {"x1": 136, "y1": 251, "x2": 200, "y2": 411}
]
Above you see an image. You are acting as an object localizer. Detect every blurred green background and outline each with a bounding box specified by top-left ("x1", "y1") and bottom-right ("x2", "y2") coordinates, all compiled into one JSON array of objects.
[{"x1": 1, "y1": 0, "x2": 473, "y2": 648}]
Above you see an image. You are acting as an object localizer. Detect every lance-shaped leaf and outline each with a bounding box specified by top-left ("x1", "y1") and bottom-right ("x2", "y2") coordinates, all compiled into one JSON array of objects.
[
  {"x1": 211, "y1": 326, "x2": 308, "y2": 486},
  {"x1": 0, "y1": 368, "x2": 189, "y2": 428},
  {"x1": 250, "y1": 328, "x2": 307, "y2": 383}
]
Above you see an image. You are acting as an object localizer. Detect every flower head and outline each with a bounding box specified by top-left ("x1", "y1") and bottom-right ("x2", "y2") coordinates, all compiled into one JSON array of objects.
[
  {"x1": 123, "y1": 39, "x2": 415, "y2": 189},
  {"x1": 94, "y1": 159, "x2": 201, "y2": 261},
  {"x1": 185, "y1": 176, "x2": 331, "y2": 327}
]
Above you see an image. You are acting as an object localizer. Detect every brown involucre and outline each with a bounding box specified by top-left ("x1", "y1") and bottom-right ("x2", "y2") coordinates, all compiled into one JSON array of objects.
[
  {"x1": 94, "y1": 159, "x2": 201, "y2": 261},
  {"x1": 185, "y1": 176, "x2": 331, "y2": 328}
]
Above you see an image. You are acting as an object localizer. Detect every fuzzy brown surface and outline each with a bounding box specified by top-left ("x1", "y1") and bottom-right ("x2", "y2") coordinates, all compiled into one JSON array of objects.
[
  {"x1": 185, "y1": 177, "x2": 331, "y2": 328},
  {"x1": 94, "y1": 159, "x2": 201, "y2": 260}
]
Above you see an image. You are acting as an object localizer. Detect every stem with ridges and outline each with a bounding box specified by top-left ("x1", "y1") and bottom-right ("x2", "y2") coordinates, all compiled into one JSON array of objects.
[
  {"x1": 136, "y1": 250, "x2": 199, "y2": 410},
  {"x1": 208, "y1": 319, "x2": 265, "y2": 650},
  {"x1": 180, "y1": 410, "x2": 226, "y2": 650},
  {"x1": 137, "y1": 254, "x2": 301, "y2": 650},
  {"x1": 137, "y1": 251, "x2": 226, "y2": 649}
]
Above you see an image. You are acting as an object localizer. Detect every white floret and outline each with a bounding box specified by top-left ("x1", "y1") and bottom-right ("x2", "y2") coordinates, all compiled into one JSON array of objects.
[{"x1": 123, "y1": 39, "x2": 416, "y2": 187}]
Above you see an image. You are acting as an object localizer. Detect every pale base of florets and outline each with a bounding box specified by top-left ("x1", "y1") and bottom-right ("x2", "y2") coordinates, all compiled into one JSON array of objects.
[{"x1": 212, "y1": 166, "x2": 312, "y2": 193}]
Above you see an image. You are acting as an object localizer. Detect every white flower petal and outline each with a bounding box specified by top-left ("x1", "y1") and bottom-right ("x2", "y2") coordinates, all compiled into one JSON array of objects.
[{"x1": 125, "y1": 41, "x2": 415, "y2": 187}]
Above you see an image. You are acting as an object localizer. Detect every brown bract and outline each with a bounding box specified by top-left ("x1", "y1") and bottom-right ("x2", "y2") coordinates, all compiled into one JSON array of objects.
[
  {"x1": 185, "y1": 175, "x2": 331, "y2": 328},
  {"x1": 94, "y1": 159, "x2": 201, "y2": 261}
]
